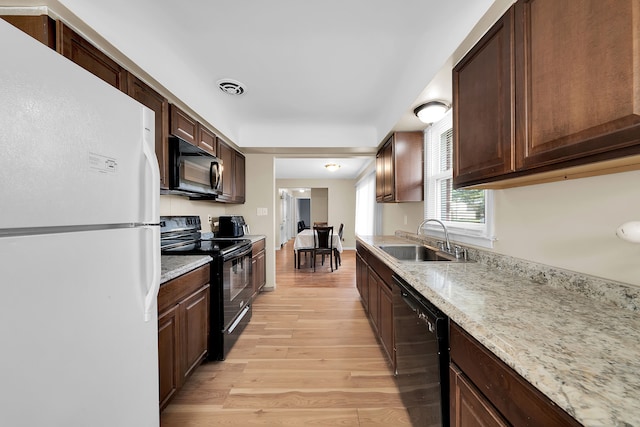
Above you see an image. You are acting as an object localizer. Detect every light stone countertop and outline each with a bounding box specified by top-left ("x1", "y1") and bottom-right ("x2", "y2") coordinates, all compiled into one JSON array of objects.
[
  {"x1": 161, "y1": 255, "x2": 212, "y2": 284},
  {"x1": 357, "y1": 234, "x2": 640, "y2": 427},
  {"x1": 160, "y1": 236, "x2": 265, "y2": 285}
]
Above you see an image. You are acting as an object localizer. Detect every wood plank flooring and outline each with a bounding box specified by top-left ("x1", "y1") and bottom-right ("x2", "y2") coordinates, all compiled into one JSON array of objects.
[{"x1": 160, "y1": 240, "x2": 413, "y2": 426}]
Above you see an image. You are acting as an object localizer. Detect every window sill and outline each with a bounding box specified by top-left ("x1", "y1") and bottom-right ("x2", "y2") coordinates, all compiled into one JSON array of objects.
[{"x1": 422, "y1": 225, "x2": 495, "y2": 249}]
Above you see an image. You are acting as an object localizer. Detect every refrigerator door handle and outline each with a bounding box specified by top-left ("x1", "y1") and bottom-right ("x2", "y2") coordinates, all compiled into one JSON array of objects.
[
  {"x1": 142, "y1": 108, "x2": 160, "y2": 224},
  {"x1": 143, "y1": 225, "x2": 161, "y2": 322},
  {"x1": 142, "y1": 107, "x2": 160, "y2": 322}
]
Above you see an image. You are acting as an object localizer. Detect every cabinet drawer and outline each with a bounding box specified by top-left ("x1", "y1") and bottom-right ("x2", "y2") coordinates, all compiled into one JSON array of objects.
[
  {"x1": 450, "y1": 322, "x2": 580, "y2": 426},
  {"x1": 367, "y1": 252, "x2": 393, "y2": 290},
  {"x1": 158, "y1": 264, "x2": 210, "y2": 313},
  {"x1": 252, "y1": 239, "x2": 265, "y2": 253}
]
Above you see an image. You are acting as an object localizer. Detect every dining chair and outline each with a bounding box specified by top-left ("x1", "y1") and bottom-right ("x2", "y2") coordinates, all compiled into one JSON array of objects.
[
  {"x1": 313, "y1": 221, "x2": 328, "y2": 227},
  {"x1": 313, "y1": 226, "x2": 333, "y2": 272},
  {"x1": 334, "y1": 223, "x2": 344, "y2": 269}
]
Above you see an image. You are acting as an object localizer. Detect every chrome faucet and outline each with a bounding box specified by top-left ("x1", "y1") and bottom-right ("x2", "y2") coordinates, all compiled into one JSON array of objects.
[{"x1": 417, "y1": 219, "x2": 452, "y2": 253}]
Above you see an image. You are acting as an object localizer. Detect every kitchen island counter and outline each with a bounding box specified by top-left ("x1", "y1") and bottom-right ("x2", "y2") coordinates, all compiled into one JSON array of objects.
[{"x1": 357, "y1": 234, "x2": 639, "y2": 427}]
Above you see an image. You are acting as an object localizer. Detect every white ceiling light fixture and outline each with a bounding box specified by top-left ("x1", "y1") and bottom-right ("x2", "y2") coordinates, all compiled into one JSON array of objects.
[
  {"x1": 325, "y1": 163, "x2": 341, "y2": 172},
  {"x1": 616, "y1": 221, "x2": 640, "y2": 243},
  {"x1": 217, "y1": 78, "x2": 246, "y2": 95},
  {"x1": 414, "y1": 100, "x2": 450, "y2": 124}
]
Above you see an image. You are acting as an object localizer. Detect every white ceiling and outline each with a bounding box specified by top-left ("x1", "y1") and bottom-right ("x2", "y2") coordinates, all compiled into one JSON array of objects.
[
  {"x1": 3, "y1": 0, "x2": 504, "y2": 179},
  {"x1": 275, "y1": 157, "x2": 373, "y2": 180}
]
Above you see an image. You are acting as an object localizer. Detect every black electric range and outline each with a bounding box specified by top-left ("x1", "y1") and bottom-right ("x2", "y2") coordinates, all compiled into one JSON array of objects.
[{"x1": 160, "y1": 216, "x2": 253, "y2": 360}]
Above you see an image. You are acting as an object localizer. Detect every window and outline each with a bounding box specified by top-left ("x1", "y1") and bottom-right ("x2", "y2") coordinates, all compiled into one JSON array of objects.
[
  {"x1": 424, "y1": 110, "x2": 494, "y2": 247},
  {"x1": 355, "y1": 169, "x2": 381, "y2": 236}
]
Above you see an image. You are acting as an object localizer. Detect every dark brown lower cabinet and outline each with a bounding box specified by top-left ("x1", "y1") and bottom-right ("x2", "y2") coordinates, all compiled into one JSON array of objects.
[
  {"x1": 450, "y1": 364, "x2": 509, "y2": 427},
  {"x1": 355, "y1": 248, "x2": 369, "y2": 312},
  {"x1": 158, "y1": 265, "x2": 210, "y2": 411},
  {"x1": 356, "y1": 243, "x2": 394, "y2": 369},
  {"x1": 158, "y1": 304, "x2": 180, "y2": 409},
  {"x1": 449, "y1": 322, "x2": 581, "y2": 426},
  {"x1": 251, "y1": 238, "x2": 266, "y2": 298}
]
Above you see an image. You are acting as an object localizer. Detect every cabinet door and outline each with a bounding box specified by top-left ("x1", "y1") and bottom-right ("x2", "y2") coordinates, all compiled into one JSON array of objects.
[
  {"x1": 158, "y1": 304, "x2": 180, "y2": 411},
  {"x1": 252, "y1": 250, "x2": 267, "y2": 295},
  {"x1": 453, "y1": 7, "x2": 515, "y2": 188},
  {"x1": 367, "y1": 267, "x2": 381, "y2": 334},
  {"x1": 356, "y1": 252, "x2": 369, "y2": 312},
  {"x1": 199, "y1": 126, "x2": 217, "y2": 155},
  {"x1": 450, "y1": 364, "x2": 508, "y2": 427},
  {"x1": 393, "y1": 132, "x2": 424, "y2": 202},
  {"x1": 169, "y1": 104, "x2": 198, "y2": 145},
  {"x1": 382, "y1": 141, "x2": 394, "y2": 201},
  {"x1": 378, "y1": 280, "x2": 394, "y2": 368},
  {"x1": 217, "y1": 139, "x2": 234, "y2": 201},
  {"x1": 514, "y1": 0, "x2": 640, "y2": 171},
  {"x1": 233, "y1": 151, "x2": 246, "y2": 203},
  {"x1": 180, "y1": 284, "x2": 210, "y2": 381},
  {"x1": 128, "y1": 75, "x2": 170, "y2": 189},
  {"x1": 1, "y1": 15, "x2": 56, "y2": 48},
  {"x1": 375, "y1": 153, "x2": 384, "y2": 202},
  {"x1": 57, "y1": 22, "x2": 128, "y2": 92}
]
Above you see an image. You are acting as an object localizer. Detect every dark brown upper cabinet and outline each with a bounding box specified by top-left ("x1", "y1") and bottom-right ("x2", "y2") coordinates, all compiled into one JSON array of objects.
[
  {"x1": 1, "y1": 15, "x2": 56, "y2": 49},
  {"x1": 216, "y1": 139, "x2": 246, "y2": 204},
  {"x1": 169, "y1": 104, "x2": 199, "y2": 145},
  {"x1": 128, "y1": 75, "x2": 170, "y2": 189},
  {"x1": 57, "y1": 22, "x2": 128, "y2": 92},
  {"x1": 453, "y1": 6, "x2": 515, "y2": 188},
  {"x1": 169, "y1": 104, "x2": 218, "y2": 156},
  {"x1": 198, "y1": 126, "x2": 217, "y2": 156},
  {"x1": 376, "y1": 132, "x2": 423, "y2": 202},
  {"x1": 453, "y1": 0, "x2": 640, "y2": 189}
]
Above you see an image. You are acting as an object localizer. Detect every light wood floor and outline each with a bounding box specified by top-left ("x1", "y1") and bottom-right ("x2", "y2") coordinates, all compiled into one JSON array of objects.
[{"x1": 160, "y1": 240, "x2": 413, "y2": 426}]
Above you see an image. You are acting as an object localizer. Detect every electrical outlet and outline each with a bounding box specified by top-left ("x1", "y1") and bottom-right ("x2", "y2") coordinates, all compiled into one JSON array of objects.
[{"x1": 208, "y1": 214, "x2": 213, "y2": 223}]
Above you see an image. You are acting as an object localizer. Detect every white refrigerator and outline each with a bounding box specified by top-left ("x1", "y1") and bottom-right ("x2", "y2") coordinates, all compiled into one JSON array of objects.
[{"x1": 0, "y1": 20, "x2": 161, "y2": 427}]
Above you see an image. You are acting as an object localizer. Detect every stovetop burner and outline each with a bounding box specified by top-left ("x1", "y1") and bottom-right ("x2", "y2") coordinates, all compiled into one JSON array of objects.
[{"x1": 160, "y1": 215, "x2": 251, "y2": 258}]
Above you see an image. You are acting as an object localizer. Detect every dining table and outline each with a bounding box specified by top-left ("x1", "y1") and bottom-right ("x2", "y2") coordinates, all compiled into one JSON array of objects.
[{"x1": 293, "y1": 228, "x2": 343, "y2": 269}]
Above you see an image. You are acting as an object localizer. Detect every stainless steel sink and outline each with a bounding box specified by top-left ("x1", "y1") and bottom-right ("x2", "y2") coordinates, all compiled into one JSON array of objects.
[{"x1": 378, "y1": 244, "x2": 452, "y2": 262}]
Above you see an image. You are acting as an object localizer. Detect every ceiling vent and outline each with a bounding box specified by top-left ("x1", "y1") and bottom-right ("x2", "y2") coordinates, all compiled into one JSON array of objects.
[{"x1": 217, "y1": 79, "x2": 245, "y2": 95}]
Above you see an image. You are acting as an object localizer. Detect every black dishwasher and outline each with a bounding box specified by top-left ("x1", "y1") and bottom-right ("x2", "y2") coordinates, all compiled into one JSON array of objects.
[{"x1": 393, "y1": 275, "x2": 449, "y2": 427}]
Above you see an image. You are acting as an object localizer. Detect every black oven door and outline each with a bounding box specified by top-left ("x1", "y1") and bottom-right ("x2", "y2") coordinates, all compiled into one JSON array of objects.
[
  {"x1": 222, "y1": 245, "x2": 253, "y2": 323},
  {"x1": 220, "y1": 244, "x2": 253, "y2": 357}
]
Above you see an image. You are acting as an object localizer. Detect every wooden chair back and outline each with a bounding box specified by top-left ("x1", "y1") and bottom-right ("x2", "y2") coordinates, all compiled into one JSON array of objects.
[{"x1": 313, "y1": 226, "x2": 333, "y2": 250}]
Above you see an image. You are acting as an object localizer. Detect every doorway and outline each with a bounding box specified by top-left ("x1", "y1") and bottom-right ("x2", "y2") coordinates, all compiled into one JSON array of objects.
[{"x1": 297, "y1": 198, "x2": 310, "y2": 229}]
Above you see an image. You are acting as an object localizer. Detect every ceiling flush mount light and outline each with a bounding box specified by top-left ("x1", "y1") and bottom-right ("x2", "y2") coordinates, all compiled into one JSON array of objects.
[
  {"x1": 325, "y1": 163, "x2": 341, "y2": 172},
  {"x1": 616, "y1": 221, "x2": 640, "y2": 243},
  {"x1": 217, "y1": 78, "x2": 245, "y2": 95},
  {"x1": 414, "y1": 100, "x2": 450, "y2": 124}
]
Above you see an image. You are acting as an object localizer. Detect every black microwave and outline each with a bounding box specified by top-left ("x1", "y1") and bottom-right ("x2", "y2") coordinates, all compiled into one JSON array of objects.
[{"x1": 167, "y1": 136, "x2": 223, "y2": 198}]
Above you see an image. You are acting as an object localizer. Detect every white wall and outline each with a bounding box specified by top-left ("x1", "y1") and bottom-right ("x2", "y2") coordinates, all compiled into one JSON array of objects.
[
  {"x1": 228, "y1": 154, "x2": 277, "y2": 290},
  {"x1": 310, "y1": 188, "x2": 328, "y2": 224},
  {"x1": 381, "y1": 201, "x2": 425, "y2": 236},
  {"x1": 491, "y1": 170, "x2": 640, "y2": 287},
  {"x1": 160, "y1": 195, "x2": 226, "y2": 232},
  {"x1": 397, "y1": 168, "x2": 640, "y2": 288}
]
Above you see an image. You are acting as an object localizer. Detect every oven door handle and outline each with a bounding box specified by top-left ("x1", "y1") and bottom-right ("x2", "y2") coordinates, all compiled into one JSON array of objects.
[
  {"x1": 225, "y1": 244, "x2": 253, "y2": 261},
  {"x1": 227, "y1": 305, "x2": 250, "y2": 334}
]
